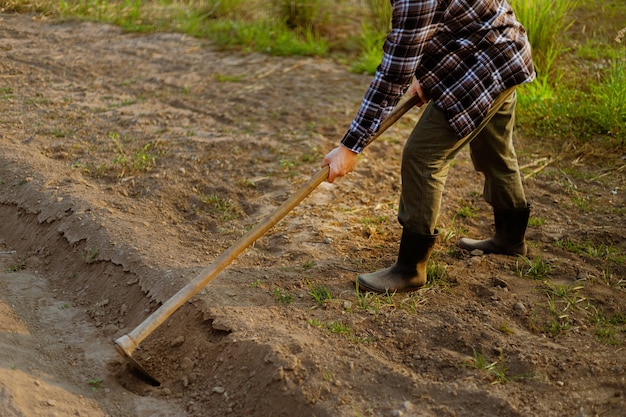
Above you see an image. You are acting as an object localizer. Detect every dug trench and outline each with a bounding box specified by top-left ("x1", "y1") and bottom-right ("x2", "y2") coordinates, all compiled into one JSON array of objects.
[{"x1": 1, "y1": 12, "x2": 625, "y2": 417}]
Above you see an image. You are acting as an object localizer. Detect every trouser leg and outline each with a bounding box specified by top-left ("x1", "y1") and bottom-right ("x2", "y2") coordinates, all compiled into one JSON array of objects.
[
  {"x1": 469, "y1": 91, "x2": 527, "y2": 209},
  {"x1": 399, "y1": 91, "x2": 526, "y2": 234},
  {"x1": 398, "y1": 101, "x2": 474, "y2": 234}
]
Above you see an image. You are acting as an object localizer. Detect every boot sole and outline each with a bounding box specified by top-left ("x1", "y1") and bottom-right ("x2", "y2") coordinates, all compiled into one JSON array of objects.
[{"x1": 355, "y1": 277, "x2": 424, "y2": 294}]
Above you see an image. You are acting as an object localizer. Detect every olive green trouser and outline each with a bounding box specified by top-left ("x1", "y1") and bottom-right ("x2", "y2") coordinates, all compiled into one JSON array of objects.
[{"x1": 398, "y1": 91, "x2": 527, "y2": 235}]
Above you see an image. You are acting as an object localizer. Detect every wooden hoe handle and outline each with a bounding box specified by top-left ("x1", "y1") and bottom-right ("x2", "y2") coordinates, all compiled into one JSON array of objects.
[{"x1": 114, "y1": 93, "x2": 423, "y2": 356}]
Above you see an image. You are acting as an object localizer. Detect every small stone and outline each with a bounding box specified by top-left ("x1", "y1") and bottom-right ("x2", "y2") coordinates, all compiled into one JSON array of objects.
[
  {"x1": 46, "y1": 399, "x2": 57, "y2": 407},
  {"x1": 212, "y1": 386, "x2": 225, "y2": 394},
  {"x1": 170, "y1": 336, "x2": 185, "y2": 347},
  {"x1": 324, "y1": 237, "x2": 333, "y2": 244},
  {"x1": 470, "y1": 249, "x2": 484, "y2": 256},
  {"x1": 513, "y1": 302, "x2": 527, "y2": 314},
  {"x1": 556, "y1": 380, "x2": 565, "y2": 386},
  {"x1": 493, "y1": 277, "x2": 508, "y2": 288},
  {"x1": 391, "y1": 410, "x2": 403, "y2": 417},
  {"x1": 403, "y1": 401, "x2": 414, "y2": 411},
  {"x1": 180, "y1": 357, "x2": 194, "y2": 370}
]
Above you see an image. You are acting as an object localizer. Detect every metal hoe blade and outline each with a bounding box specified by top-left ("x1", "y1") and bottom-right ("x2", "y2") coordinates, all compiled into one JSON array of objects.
[{"x1": 115, "y1": 335, "x2": 161, "y2": 386}]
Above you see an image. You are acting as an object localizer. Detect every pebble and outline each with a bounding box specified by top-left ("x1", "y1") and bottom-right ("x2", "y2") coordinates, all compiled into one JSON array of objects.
[
  {"x1": 212, "y1": 386, "x2": 225, "y2": 394},
  {"x1": 493, "y1": 277, "x2": 508, "y2": 288},
  {"x1": 170, "y1": 336, "x2": 185, "y2": 347},
  {"x1": 513, "y1": 302, "x2": 527, "y2": 314}
]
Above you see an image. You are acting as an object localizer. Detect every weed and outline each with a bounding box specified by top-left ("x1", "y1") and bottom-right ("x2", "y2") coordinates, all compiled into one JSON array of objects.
[
  {"x1": 328, "y1": 320, "x2": 351, "y2": 335},
  {"x1": 359, "y1": 215, "x2": 389, "y2": 226},
  {"x1": 237, "y1": 178, "x2": 258, "y2": 188},
  {"x1": 109, "y1": 133, "x2": 161, "y2": 175},
  {"x1": 199, "y1": 193, "x2": 242, "y2": 221},
  {"x1": 499, "y1": 322, "x2": 515, "y2": 335},
  {"x1": 214, "y1": 73, "x2": 245, "y2": 83},
  {"x1": 274, "y1": 288, "x2": 294, "y2": 304},
  {"x1": 308, "y1": 282, "x2": 333, "y2": 306},
  {"x1": 308, "y1": 318, "x2": 323, "y2": 327},
  {"x1": 516, "y1": 255, "x2": 553, "y2": 279},
  {"x1": 426, "y1": 262, "x2": 449, "y2": 287},
  {"x1": 84, "y1": 248, "x2": 99, "y2": 264},
  {"x1": 0, "y1": 87, "x2": 14, "y2": 99},
  {"x1": 464, "y1": 349, "x2": 511, "y2": 384},
  {"x1": 301, "y1": 260, "x2": 316, "y2": 270},
  {"x1": 528, "y1": 216, "x2": 546, "y2": 227},
  {"x1": 87, "y1": 377, "x2": 103, "y2": 392},
  {"x1": 545, "y1": 318, "x2": 571, "y2": 336},
  {"x1": 5, "y1": 261, "x2": 26, "y2": 273},
  {"x1": 354, "y1": 280, "x2": 386, "y2": 315},
  {"x1": 556, "y1": 238, "x2": 625, "y2": 264},
  {"x1": 592, "y1": 311, "x2": 626, "y2": 345},
  {"x1": 359, "y1": 215, "x2": 389, "y2": 235},
  {"x1": 456, "y1": 205, "x2": 477, "y2": 218}
]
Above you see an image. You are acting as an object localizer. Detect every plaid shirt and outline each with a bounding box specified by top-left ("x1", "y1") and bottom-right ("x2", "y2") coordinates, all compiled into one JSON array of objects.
[{"x1": 341, "y1": 0, "x2": 535, "y2": 153}]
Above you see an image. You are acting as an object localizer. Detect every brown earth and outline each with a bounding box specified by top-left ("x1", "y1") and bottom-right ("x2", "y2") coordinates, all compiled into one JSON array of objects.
[{"x1": 0, "y1": 12, "x2": 625, "y2": 417}]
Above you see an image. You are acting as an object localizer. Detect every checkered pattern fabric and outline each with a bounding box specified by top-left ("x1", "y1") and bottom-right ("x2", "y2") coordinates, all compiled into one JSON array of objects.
[{"x1": 341, "y1": 0, "x2": 535, "y2": 152}]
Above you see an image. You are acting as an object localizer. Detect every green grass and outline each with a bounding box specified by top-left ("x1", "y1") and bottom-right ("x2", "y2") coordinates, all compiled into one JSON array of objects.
[
  {"x1": 510, "y1": 0, "x2": 579, "y2": 78},
  {"x1": 5, "y1": 261, "x2": 26, "y2": 272},
  {"x1": 516, "y1": 255, "x2": 554, "y2": 279},
  {"x1": 464, "y1": 349, "x2": 517, "y2": 384},
  {"x1": 308, "y1": 283, "x2": 332, "y2": 306},
  {"x1": 2, "y1": 0, "x2": 625, "y2": 151},
  {"x1": 556, "y1": 238, "x2": 625, "y2": 264},
  {"x1": 456, "y1": 205, "x2": 478, "y2": 219},
  {"x1": 198, "y1": 193, "x2": 242, "y2": 221},
  {"x1": 273, "y1": 287, "x2": 294, "y2": 304}
]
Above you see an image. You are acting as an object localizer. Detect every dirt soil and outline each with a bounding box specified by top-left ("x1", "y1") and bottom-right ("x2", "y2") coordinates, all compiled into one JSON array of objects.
[{"x1": 1, "y1": 12, "x2": 625, "y2": 417}]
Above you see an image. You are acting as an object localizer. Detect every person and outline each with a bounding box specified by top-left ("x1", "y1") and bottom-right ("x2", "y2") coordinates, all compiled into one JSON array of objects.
[{"x1": 321, "y1": 0, "x2": 535, "y2": 293}]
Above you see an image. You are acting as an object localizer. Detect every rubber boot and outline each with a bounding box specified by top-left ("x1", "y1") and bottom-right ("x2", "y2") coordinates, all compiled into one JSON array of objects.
[
  {"x1": 458, "y1": 205, "x2": 530, "y2": 256},
  {"x1": 357, "y1": 230, "x2": 437, "y2": 293}
]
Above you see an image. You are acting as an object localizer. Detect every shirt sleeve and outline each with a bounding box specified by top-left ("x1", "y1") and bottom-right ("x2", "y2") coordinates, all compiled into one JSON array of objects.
[{"x1": 340, "y1": 0, "x2": 441, "y2": 153}]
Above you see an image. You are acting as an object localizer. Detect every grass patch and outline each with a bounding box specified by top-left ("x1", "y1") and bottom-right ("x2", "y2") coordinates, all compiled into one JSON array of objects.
[
  {"x1": 274, "y1": 287, "x2": 294, "y2": 304},
  {"x1": 198, "y1": 193, "x2": 242, "y2": 221},
  {"x1": 556, "y1": 238, "x2": 625, "y2": 264},
  {"x1": 516, "y1": 255, "x2": 554, "y2": 279},
  {"x1": 308, "y1": 281, "x2": 333, "y2": 306},
  {"x1": 463, "y1": 349, "x2": 526, "y2": 384},
  {"x1": 5, "y1": 260, "x2": 26, "y2": 272}
]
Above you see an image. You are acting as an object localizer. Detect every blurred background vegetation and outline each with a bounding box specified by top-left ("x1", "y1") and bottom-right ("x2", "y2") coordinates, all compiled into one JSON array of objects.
[{"x1": 1, "y1": 0, "x2": 624, "y2": 149}]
